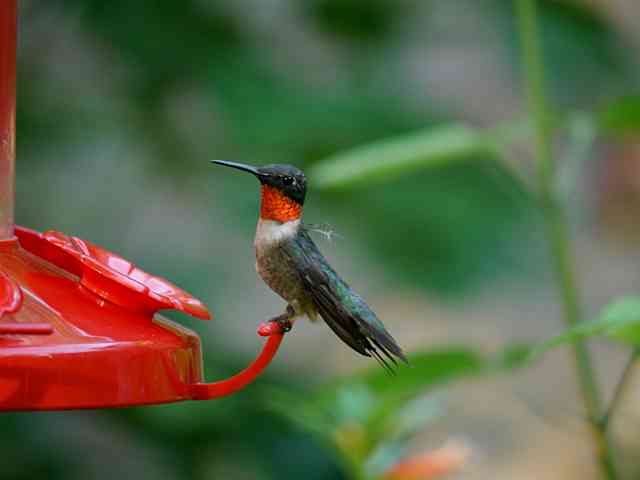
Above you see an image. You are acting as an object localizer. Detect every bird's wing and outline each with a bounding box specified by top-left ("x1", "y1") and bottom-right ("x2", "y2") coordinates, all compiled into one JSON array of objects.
[{"x1": 281, "y1": 228, "x2": 407, "y2": 369}]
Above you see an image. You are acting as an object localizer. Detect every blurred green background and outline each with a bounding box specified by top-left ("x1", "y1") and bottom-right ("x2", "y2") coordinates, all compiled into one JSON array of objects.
[{"x1": 8, "y1": 0, "x2": 640, "y2": 479}]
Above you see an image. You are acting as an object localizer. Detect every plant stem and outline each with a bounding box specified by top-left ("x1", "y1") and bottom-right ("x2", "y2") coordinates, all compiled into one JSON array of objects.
[
  {"x1": 602, "y1": 348, "x2": 640, "y2": 431},
  {"x1": 515, "y1": 1, "x2": 619, "y2": 478}
]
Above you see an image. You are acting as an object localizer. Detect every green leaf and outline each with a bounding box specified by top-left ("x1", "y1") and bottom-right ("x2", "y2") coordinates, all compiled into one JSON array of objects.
[
  {"x1": 359, "y1": 346, "x2": 530, "y2": 440},
  {"x1": 310, "y1": 124, "x2": 496, "y2": 190},
  {"x1": 269, "y1": 346, "x2": 527, "y2": 447},
  {"x1": 533, "y1": 297, "x2": 640, "y2": 357},
  {"x1": 337, "y1": 344, "x2": 531, "y2": 404},
  {"x1": 599, "y1": 95, "x2": 640, "y2": 137},
  {"x1": 266, "y1": 345, "x2": 529, "y2": 476},
  {"x1": 355, "y1": 349, "x2": 485, "y2": 399}
]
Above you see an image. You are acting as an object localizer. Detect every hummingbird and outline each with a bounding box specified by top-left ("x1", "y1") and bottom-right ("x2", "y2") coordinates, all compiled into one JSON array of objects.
[{"x1": 212, "y1": 160, "x2": 406, "y2": 371}]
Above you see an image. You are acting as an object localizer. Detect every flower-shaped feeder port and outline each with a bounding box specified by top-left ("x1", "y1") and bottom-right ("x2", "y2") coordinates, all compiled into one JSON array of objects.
[
  {"x1": 0, "y1": 227, "x2": 288, "y2": 411},
  {"x1": 0, "y1": 271, "x2": 52, "y2": 335}
]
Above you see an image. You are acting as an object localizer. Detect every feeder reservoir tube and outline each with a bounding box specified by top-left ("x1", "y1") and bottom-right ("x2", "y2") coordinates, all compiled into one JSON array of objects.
[{"x1": 0, "y1": 0, "x2": 16, "y2": 239}]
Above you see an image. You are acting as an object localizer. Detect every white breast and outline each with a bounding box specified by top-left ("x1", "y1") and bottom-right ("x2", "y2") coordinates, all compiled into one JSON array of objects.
[{"x1": 254, "y1": 219, "x2": 301, "y2": 253}]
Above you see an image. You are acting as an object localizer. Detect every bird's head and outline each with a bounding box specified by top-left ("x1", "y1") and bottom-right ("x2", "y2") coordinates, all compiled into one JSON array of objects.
[{"x1": 211, "y1": 160, "x2": 307, "y2": 223}]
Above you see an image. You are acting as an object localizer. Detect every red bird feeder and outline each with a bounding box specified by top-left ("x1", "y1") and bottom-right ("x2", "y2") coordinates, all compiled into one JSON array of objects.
[{"x1": 0, "y1": 1, "x2": 287, "y2": 411}]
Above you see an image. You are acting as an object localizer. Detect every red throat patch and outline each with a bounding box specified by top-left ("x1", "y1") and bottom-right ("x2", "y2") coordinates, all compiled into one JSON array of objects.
[{"x1": 260, "y1": 185, "x2": 302, "y2": 222}]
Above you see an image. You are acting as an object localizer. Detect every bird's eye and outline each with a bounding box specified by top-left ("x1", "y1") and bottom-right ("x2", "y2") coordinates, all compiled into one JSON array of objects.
[{"x1": 282, "y1": 176, "x2": 294, "y2": 186}]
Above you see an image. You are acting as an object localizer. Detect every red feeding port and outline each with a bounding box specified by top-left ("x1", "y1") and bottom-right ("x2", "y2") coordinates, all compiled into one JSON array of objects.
[{"x1": 0, "y1": 0, "x2": 287, "y2": 411}]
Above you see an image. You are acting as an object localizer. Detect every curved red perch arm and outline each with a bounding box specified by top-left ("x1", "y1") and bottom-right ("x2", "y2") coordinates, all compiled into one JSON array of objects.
[{"x1": 189, "y1": 320, "x2": 288, "y2": 400}]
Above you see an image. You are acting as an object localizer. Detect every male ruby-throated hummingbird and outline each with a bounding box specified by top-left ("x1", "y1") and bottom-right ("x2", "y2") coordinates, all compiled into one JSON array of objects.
[{"x1": 211, "y1": 160, "x2": 406, "y2": 371}]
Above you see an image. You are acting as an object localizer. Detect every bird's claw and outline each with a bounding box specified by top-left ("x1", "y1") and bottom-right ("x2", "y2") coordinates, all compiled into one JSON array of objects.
[{"x1": 276, "y1": 319, "x2": 292, "y2": 333}]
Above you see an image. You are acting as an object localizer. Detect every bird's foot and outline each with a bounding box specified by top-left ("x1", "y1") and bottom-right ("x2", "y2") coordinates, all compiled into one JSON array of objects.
[
  {"x1": 276, "y1": 318, "x2": 292, "y2": 333},
  {"x1": 264, "y1": 308, "x2": 294, "y2": 334}
]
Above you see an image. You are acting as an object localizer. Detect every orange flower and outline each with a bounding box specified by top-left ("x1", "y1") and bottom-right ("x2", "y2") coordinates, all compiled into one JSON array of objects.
[{"x1": 384, "y1": 440, "x2": 471, "y2": 480}]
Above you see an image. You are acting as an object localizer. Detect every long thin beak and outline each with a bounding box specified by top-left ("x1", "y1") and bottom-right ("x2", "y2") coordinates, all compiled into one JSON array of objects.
[{"x1": 211, "y1": 160, "x2": 262, "y2": 177}]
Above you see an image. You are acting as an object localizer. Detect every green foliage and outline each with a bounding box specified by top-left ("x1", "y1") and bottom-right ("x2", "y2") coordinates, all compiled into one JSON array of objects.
[
  {"x1": 69, "y1": 1, "x2": 242, "y2": 93},
  {"x1": 269, "y1": 346, "x2": 527, "y2": 478},
  {"x1": 502, "y1": 0, "x2": 628, "y2": 108},
  {"x1": 310, "y1": 124, "x2": 495, "y2": 190},
  {"x1": 306, "y1": 117, "x2": 540, "y2": 295},
  {"x1": 207, "y1": 58, "x2": 431, "y2": 165},
  {"x1": 307, "y1": 0, "x2": 411, "y2": 43},
  {"x1": 533, "y1": 297, "x2": 640, "y2": 357},
  {"x1": 599, "y1": 95, "x2": 640, "y2": 137}
]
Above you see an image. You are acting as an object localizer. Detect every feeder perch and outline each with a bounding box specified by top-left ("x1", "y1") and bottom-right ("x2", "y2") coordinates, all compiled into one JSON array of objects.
[{"x1": 0, "y1": 1, "x2": 287, "y2": 411}]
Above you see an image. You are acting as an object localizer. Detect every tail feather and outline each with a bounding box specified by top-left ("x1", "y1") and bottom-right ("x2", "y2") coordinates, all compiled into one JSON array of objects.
[
  {"x1": 359, "y1": 320, "x2": 408, "y2": 365},
  {"x1": 370, "y1": 338, "x2": 400, "y2": 367},
  {"x1": 369, "y1": 346, "x2": 397, "y2": 375}
]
